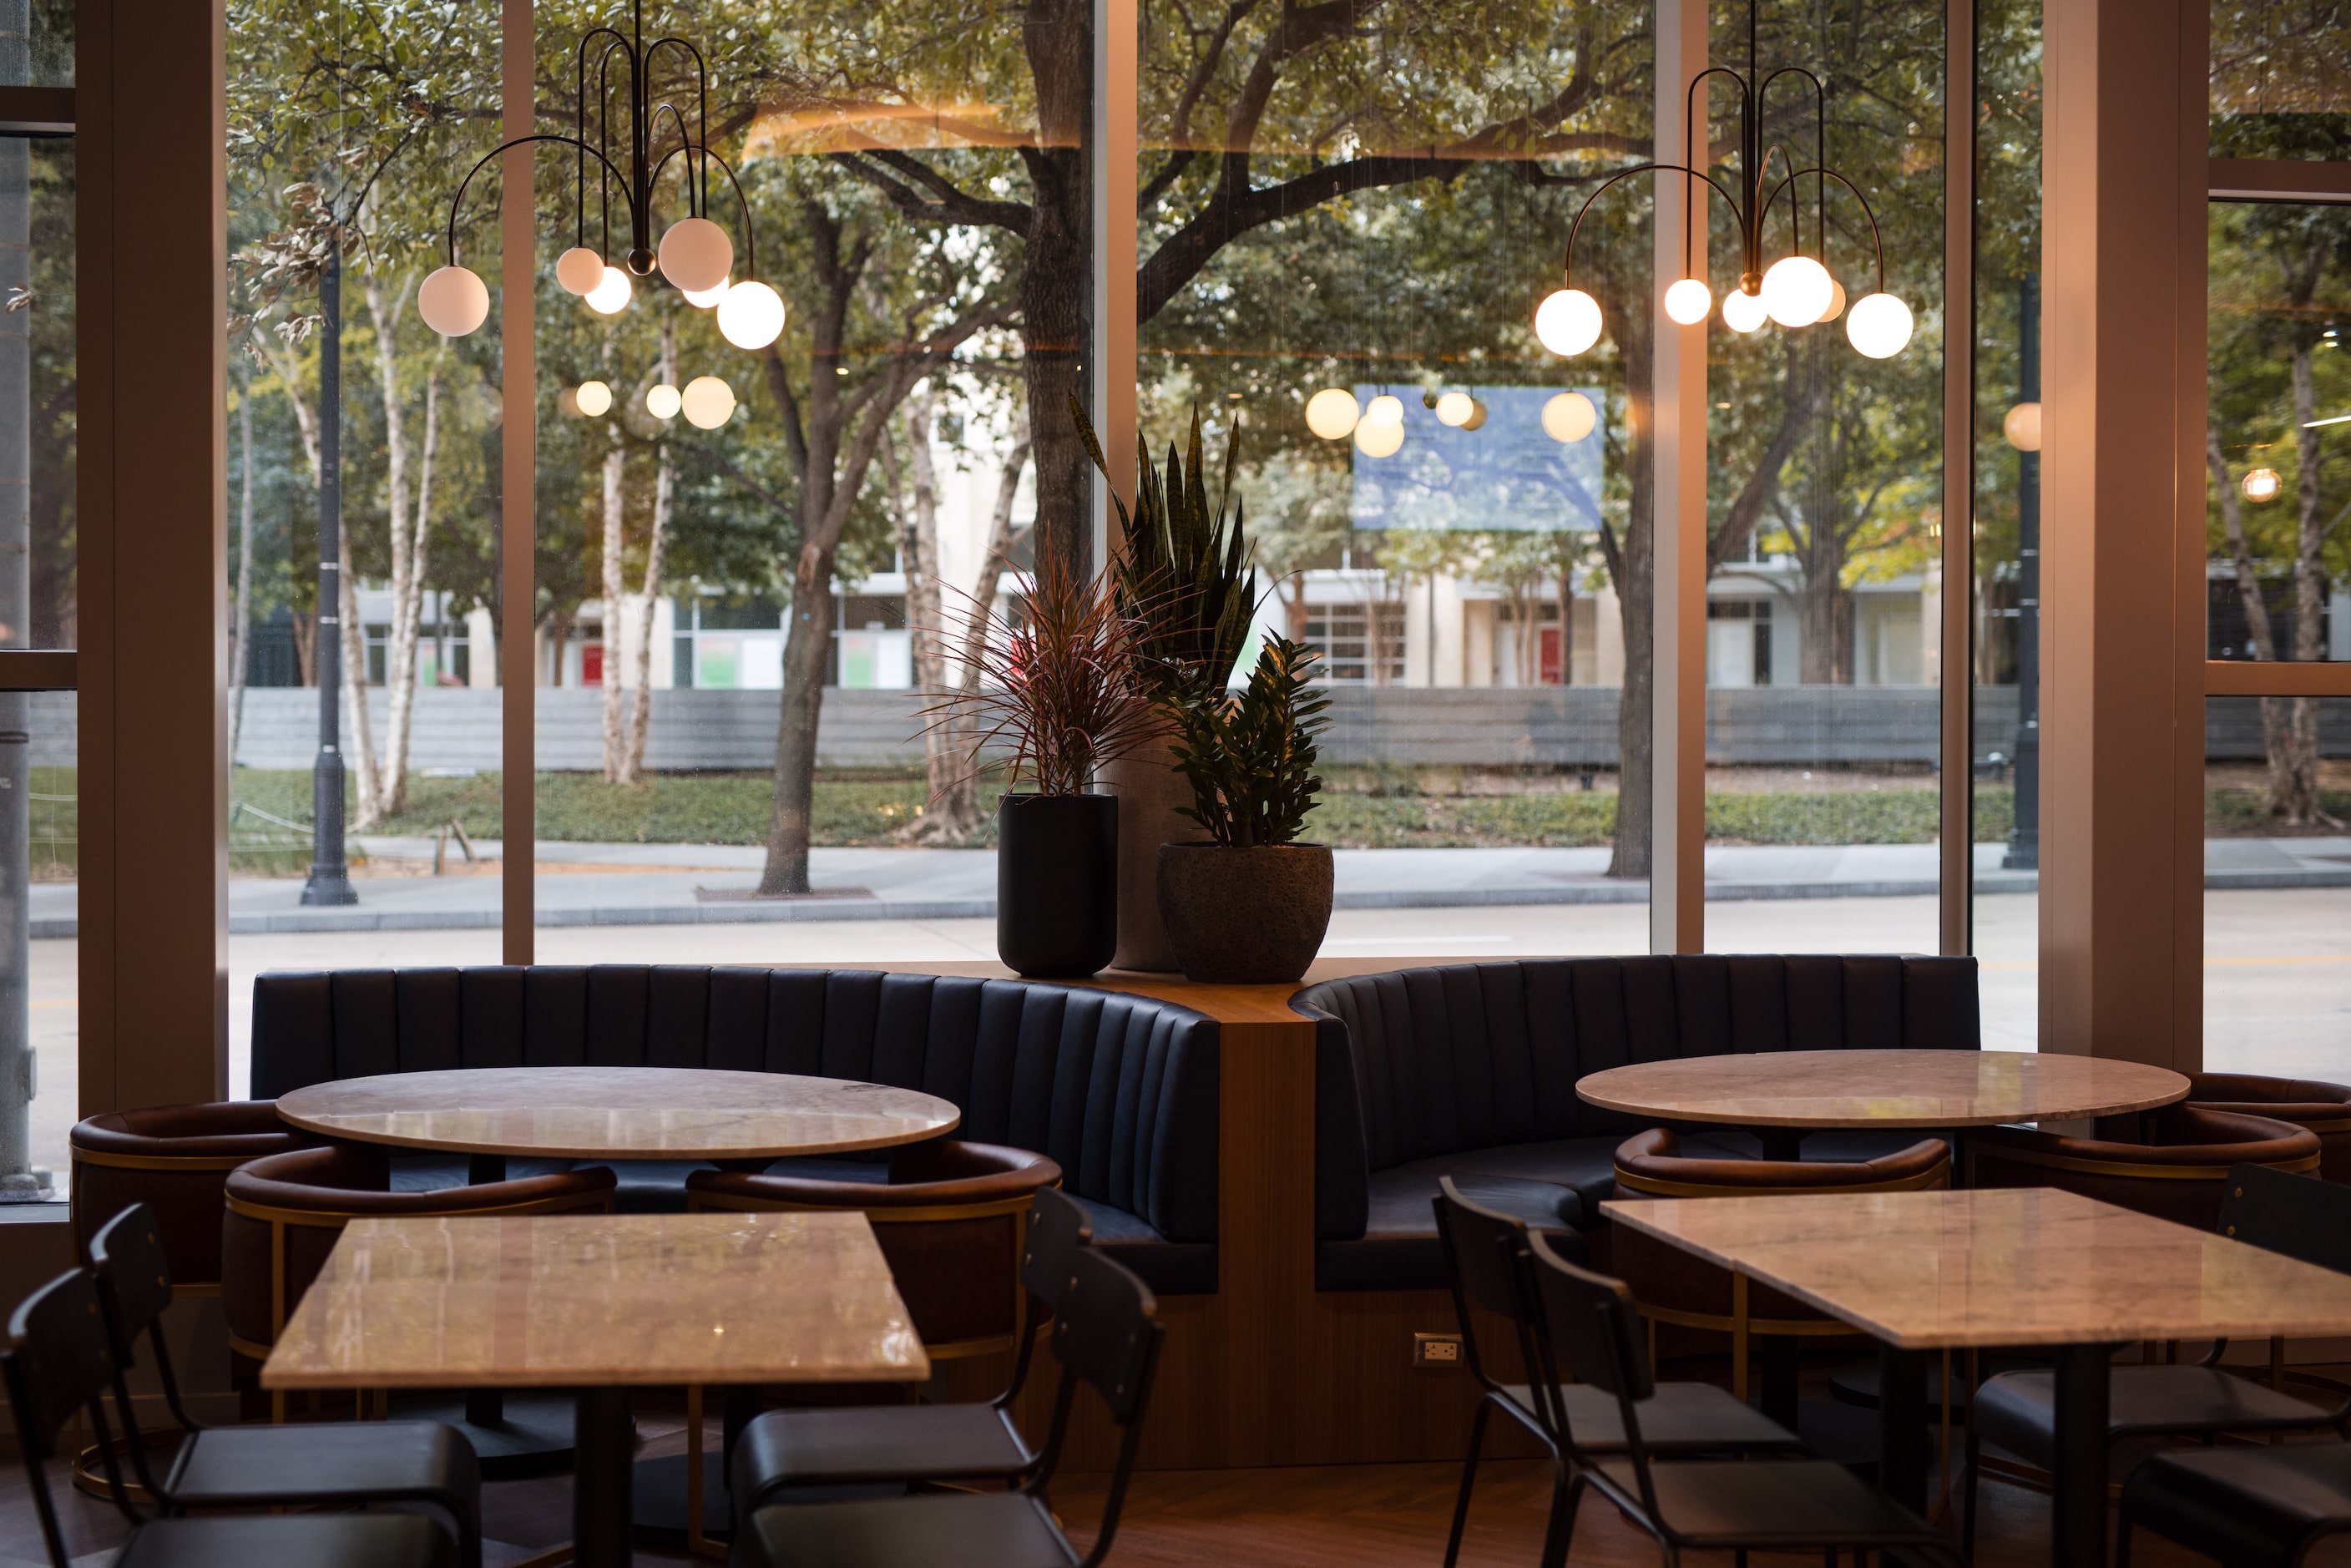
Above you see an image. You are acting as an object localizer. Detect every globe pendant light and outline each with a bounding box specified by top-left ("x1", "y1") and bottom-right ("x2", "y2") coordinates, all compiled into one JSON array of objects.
[
  {"x1": 422, "y1": 0, "x2": 773, "y2": 343},
  {"x1": 574, "y1": 379, "x2": 614, "y2": 417},
  {"x1": 645, "y1": 382, "x2": 683, "y2": 420},
  {"x1": 1434, "y1": 391, "x2": 1475, "y2": 427},
  {"x1": 1539, "y1": 0, "x2": 1908, "y2": 362},
  {"x1": 716, "y1": 280, "x2": 786, "y2": 350},
  {"x1": 680, "y1": 375, "x2": 737, "y2": 429},
  {"x1": 1363, "y1": 393, "x2": 1405, "y2": 427},
  {"x1": 1354, "y1": 417, "x2": 1404, "y2": 458},
  {"x1": 1305, "y1": 387, "x2": 1359, "y2": 440},
  {"x1": 1542, "y1": 391, "x2": 1597, "y2": 443}
]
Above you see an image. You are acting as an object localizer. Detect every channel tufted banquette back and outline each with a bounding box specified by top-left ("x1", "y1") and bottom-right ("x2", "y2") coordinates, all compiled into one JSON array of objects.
[
  {"x1": 1296, "y1": 954, "x2": 1979, "y2": 1244},
  {"x1": 250, "y1": 966, "x2": 1220, "y2": 1252}
]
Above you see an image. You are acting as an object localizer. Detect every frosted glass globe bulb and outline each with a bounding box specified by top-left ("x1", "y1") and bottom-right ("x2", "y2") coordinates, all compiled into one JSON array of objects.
[
  {"x1": 658, "y1": 217, "x2": 733, "y2": 294},
  {"x1": 1846, "y1": 292, "x2": 1914, "y2": 358},
  {"x1": 1663, "y1": 278, "x2": 1713, "y2": 326},
  {"x1": 646, "y1": 383, "x2": 683, "y2": 420},
  {"x1": 1721, "y1": 288, "x2": 1769, "y2": 334},
  {"x1": 417, "y1": 266, "x2": 490, "y2": 336},
  {"x1": 1433, "y1": 391, "x2": 1475, "y2": 427},
  {"x1": 683, "y1": 278, "x2": 730, "y2": 309},
  {"x1": 1542, "y1": 391, "x2": 1597, "y2": 443},
  {"x1": 1353, "y1": 417, "x2": 1404, "y2": 458},
  {"x1": 680, "y1": 375, "x2": 737, "y2": 430},
  {"x1": 2003, "y1": 402, "x2": 2042, "y2": 453},
  {"x1": 1304, "y1": 387, "x2": 1359, "y2": 440},
  {"x1": 717, "y1": 281, "x2": 786, "y2": 350},
  {"x1": 1761, "y1": 255, "x2": 1835, "y2": 327},
  {"x1": 1364, "y1": 393, "x2": 1404, "y2": 426},
  {"x1": 1534, "y1": 288, "x2": 1604, "y2": 357},
  {"x1": 555, "y1": 246, "x2": 605, "y2": 296},
  {"x1": 1820, "y1": 276, "x2": 1848, "y2": 323},
  {"x1": 574, "y1": 380, "x2": 613, "y2": 417},
  {"x1": 584, "y1": 266, "x2": 633, "y2": 316}
]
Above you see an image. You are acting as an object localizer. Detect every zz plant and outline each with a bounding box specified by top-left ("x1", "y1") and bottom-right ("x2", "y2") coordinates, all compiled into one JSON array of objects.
[{"x1": 1161, "y1": 634, "x2": 1331, "y2": 848}]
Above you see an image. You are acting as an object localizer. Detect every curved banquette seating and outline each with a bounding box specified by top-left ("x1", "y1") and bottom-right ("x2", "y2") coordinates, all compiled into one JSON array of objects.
[
  {"x1": 2185, "y1": 1073, "x2": 2351, "y2": 1182},
  {"x1": 1967, "y1": 1105, "x2": 2320, "y2": 1228},
  {"x1": 70, "y1": 1101, "x2": 321, "y2": 1292},
  {"x1": 1294, "y1": 954, "x2": 1979, "y2": 1292},
  {"x1": 249, "y1": 966, "x2": 1221, "y2": 1294}
]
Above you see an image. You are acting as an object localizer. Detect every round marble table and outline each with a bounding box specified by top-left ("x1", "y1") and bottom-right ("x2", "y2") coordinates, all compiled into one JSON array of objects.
[
  {"x1": 275, "y1": 1065, "x2": 962, "y2": 1161},
  {"x1": 1577, "y1": 1049, "x2": 2189, "y2": 1161}
]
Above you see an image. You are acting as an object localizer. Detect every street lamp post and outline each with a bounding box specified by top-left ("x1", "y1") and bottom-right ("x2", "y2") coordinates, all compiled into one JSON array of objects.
[{"x1": 301, "y1": 232, "x2": 356, "y2": 906}]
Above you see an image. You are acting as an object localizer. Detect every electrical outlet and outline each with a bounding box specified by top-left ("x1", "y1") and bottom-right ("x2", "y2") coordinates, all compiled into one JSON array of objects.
[{"x1": 1413, "y1": 1333, "x2": 1464, "y2": 1368}]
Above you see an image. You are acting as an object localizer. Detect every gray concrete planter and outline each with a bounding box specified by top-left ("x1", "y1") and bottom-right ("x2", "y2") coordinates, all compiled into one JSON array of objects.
[{"x1": 1156, "y1": 842, "x2": 1335, "y2": 984}]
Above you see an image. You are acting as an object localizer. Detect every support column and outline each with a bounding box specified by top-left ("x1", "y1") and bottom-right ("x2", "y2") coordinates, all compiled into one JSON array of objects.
[
  {"x1": 501, "y1": 0, "x2": 535, "y2": 964},
  {"x1": 2039, "y1": 0, "x2": 2207, "y2": 1066},
  {"x1": 1940, "y1": 0, "x2": 1976, "y2": 955},
  {"x1": 1651, "y1": 0, "x2": 1707, "y2": 954}
]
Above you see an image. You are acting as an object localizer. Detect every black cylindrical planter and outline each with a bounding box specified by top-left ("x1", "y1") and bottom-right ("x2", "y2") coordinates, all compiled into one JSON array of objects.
[{"x1": 996, "y1": 792, "x2": 1119, "y2": 978}]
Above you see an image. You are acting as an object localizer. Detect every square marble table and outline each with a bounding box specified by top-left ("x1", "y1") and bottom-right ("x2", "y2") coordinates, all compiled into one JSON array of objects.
[
  {"x1": 262, "y1": 1211, "x2": 929, "y2": 1568},
  {"x1": 1603, "y1": 1186, "x2": 2351, "y2": 1566}
]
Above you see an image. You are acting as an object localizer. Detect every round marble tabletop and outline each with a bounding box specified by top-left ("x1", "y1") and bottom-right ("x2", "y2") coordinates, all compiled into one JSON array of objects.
[
  {"x1": 276, "y1": 1066, "x2": 962, "y2": 1160},
  {"x1": 1575, "y1": 1049, "x2": 2190, "y2": 1130}
]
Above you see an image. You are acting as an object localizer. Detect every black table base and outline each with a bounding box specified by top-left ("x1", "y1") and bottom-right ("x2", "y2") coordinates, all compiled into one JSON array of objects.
[
  {"x1": 390, "y1": 1391, "x2": 583, "y2": 1480},
  {"x1": 574, "y1": 1388, "x2": 635, "y2": 1568}
]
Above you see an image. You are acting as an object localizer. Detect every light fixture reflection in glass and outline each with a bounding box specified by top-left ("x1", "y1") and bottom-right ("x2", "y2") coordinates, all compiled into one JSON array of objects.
[
  {"x1": 657, "y1": 217, "x2": 733, "y2": 293},
  {"x1": 1305, "y1": 387, "x2": 1360, "y2": 439},
  {"x1": 1460, "y1": 397, "x2": 1488, "y2": 431},
  {"x1": 1720, "y1": 288, "x2": 1768, "y2": 334},
  {"x1": 555, "y1": 246, "x2": 605, "y2": 296},
  {"x1": 585, "y1": 266, "x2": 633, "y2": 316},
  {"x1": 646, "y1": 383, "x2": 683, "y2": 420},
  {"x1": 1542, "y1": 391, "x2": 1597, "y2": 443},
  {"x1": 1364, "y1": 393, "x2": 1405, "y2": 427},
  {"x1": 1354, "y1": 417, "x2": 1404, "y2": 458},
  {"x1": 1434, "y1": 391, "x2": 1475, "y2": 427},
  {"x1": 1534, "y1": 288, "x2": 1604, "y2": 357},
  {"x1": 681, "y1": 375, "x2": 737, "y2": 429},
  {"x1": 2242, "y1": 467, "x2": 2283, "y2": 503},
  {"x1": 417, "y1": 266, "x2": 490, "y2": 336},
  {"x1": 683, "y1": 278, "x2": 730, "y2": 309},
  {"x1": 1663, "y1": 278, "x2": 1712, "y2": 325},
  {"x1": 1846, "y1": 292, "x2": 1914, "y2": 358},
  {"x1": 574, "y1": 380, "x2": 613, "y2": 417},
  {"x1": 1761, "y1": 255, "x2": 1834, "y2": 327},
  {"x1": 1819, "y1": 276, "x2": 1847, "y2": 323},
  {"x1": 717, "y1": 281, "x2": 786, "y2": 349},
  {"x1": 2003, "y1": 402, "x2": 2042, "y2": 453}
]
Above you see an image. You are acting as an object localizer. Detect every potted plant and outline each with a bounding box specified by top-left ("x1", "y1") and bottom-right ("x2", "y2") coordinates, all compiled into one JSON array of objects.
[
  {"x1": 929, "y1": 549, "x2": 1158, "y2": 978},
  {"x1": 1072, "y1": 397, "x2": 1258, "y2": 972},
  {"x1": 1155, "y1": 633, "x2": 1335, "y2": 984}
]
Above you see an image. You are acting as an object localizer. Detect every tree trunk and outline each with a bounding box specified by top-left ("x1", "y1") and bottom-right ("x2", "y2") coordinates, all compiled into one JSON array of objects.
[
  {"x1": 624, "y1": 321, "x2": 677, "y2": 785},
  {"x1": 1601, "y1": 286, "x2": 1655, "y2": 879},
  {"x1": 361, "y1": 270, "x2": 421, "y2": 820},
  {"x1": 1015, "y1": 0, "x2": 1092, "y2": 579},
  {"x1": 599, "y1": 432, "x2": 628, "y2": 782},
  {"x1": 762, "y1": 536, "x2": 838, "y2": 894},
  {"x1": 897, "y1": 388, "x2": 976, "y2": 842},
  {"x1": 2281, "y1": 341, "x2": 2328, "y2": 822},
  {"x1": 337, "y1": 523, "x2": 382, "y2": 827},
  {"x1": 2211, "y1": 417, "x2": 2305, "y2": 821}
]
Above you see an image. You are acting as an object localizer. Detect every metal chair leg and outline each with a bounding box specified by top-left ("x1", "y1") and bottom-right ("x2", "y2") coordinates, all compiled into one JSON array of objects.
[
  {"x1": 1443, "y1": 1396, "x2": 1494, "y2": 1568},
  {"x1": 1534, "y1": 1465, "x2": 1585, "y2": 1568},
  {"x1": 1961, "y1": 1425, "x2": 1980, "y2": 1560}
]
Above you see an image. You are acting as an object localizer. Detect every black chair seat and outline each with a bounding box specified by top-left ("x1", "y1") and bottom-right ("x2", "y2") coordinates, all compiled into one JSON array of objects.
[
  {"x1": 1974, "y1": 1364, "x2": 2337, "y2": 1461},
  {"x1": 741, "y1": 1479, "x2": 1078, "y2": 1568},
  {"x1": 2121, "y1": 1441, "x2": 2351, "y2": 1566},
  {"x1": 732, "y1": 1402, "x2": 1029, "y2": 1500},
  {"x1": 118, "y1": 1513, "x2": 451, "y2": 1568},
  {"x1": 1321, "y1": 1158, "x2": 1600, "y2": 1290},
  {"x1": 167, "y1": 1419, "x2": 473, "y2": 1510},
  {"x1": 1595, "y1": 1457, "x2": 1954, "y2": 1551},
  {"x1": 1064, "y1": 1194, "x2": 1218, "y2": 1296},
  {"x1": 1497, "y1": 1379, "x2": 1804, "y2": 1453}
]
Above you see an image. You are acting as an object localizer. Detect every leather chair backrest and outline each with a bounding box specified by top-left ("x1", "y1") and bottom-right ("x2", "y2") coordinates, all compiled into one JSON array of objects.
[
  {"x1": 1295, "y1": 955, "x2": 1979, "y2": 1240},
  {"x1": 249, "y1": 967, "x2": 1220, "y2": 1246}
]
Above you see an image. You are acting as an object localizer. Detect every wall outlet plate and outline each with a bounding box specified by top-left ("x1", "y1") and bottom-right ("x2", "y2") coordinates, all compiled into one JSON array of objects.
[{"x1": 1413, "y1": 1332, "x2": 1464, "y2": 1368}]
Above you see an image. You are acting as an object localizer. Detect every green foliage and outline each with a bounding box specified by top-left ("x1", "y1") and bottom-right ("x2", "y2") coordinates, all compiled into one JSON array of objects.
[
  {"x1": 1074, "y1": 395, "x2": 1258, "y2": 698},
  {"x1": 1160, "y1": 635, "x2": 1331, "y2": 847}
]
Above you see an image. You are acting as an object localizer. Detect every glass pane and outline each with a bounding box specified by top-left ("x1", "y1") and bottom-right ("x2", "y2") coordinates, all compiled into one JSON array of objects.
[
  {"x1": 531, "y1": 0, "x2": 1076, "y2": 963},
  {"x1": 2207, "y1": 200, "x2": 2351, "y2": 666},
  {"x1": 2205, "y1": 695, "x2": 2351, "y2": 1078},
  {"x1": 6, "y1": 690, "x2": 68, "y2": 1201},
  {"x1": 1973, "y1": 0, "x2": 2042, "y2": 1048},
  {"x1": 1702, "y1": 0, "x2": 1945, "y2": 953},
  {"x1": 4, "y1": 136, "x2": 71, "y2": 651},
  {"x1": 2212, "y1": 1, "x2": 2351, "y2": 159},
  {"x1": 225, "y1": 0, "x2": 503, "y2": 1067},
  {"x1": 1138, "y1": 0, "x2": 1655, "y2": 961}
]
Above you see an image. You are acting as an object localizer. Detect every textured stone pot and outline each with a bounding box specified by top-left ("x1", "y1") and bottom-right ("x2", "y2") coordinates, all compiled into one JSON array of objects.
[
  {"x1": 997, "y1": 792, "x2": 1118, "y2": 978},
  {"x1": 1101, "y1": 740, "x2": 1193, "y2": 974},
  {"x1": 1156, "y1": 842, "x2": 1335, "y2": 985}
]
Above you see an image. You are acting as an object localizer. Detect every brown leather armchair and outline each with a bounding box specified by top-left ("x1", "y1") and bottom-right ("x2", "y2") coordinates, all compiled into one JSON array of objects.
[
  {"x1": 1967, "y1": 1105, "x2": 2319, "y2": 1227},
  {"x1": 72, "y1": 1101, "x2": 321, "y2": 1295},
  {"x1": 2186, "y1": 1073, "x2": 2351, "y2": 1183},
  {"x1": 688, "y1": 1141, "x2": 1063, "y2": 1361},
  {"x1": 223, "y1": 1143, "x2": 617, "y2": 1417},
  {"x1": 1610, "y1": 1129, "x2": 1951, "y2": 1399}
]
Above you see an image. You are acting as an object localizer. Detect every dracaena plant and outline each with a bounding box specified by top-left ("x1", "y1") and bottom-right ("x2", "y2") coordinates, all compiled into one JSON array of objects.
[
  {"x1": 1071, "y1": 395, "x2": 1258, "y2": 700},
  {"x1": 1161, "y1": 634, "x2": 1332, "y2": 847},
  {"x1": 923, "y1": 547, "x2": 1160, "y2": 797}
]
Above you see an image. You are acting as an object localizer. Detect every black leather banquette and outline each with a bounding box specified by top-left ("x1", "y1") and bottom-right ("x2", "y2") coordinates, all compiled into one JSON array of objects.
[
  {"x1": 250, "y1": 966, "x2": 1221, "y2": 1294},
  {"x1": 1295, "y1": 954, "x2": 1980, "y2": 1292}
]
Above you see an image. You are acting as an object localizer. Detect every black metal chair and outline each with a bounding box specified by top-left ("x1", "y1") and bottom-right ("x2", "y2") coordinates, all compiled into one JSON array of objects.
[
  {"x1": 5, "y1": 1267, "x2": 454, "y2": 1568},
  {"x1": 86, "y1": 1203, "x2": 484, "y2": 1567},
  {"x1": 1522, "y1": 1231, "x2": 1963, "y2": 1568},
  {"x1": 727, "y1": 1186, "x2": 1093, "y2": 1521},
  {"x1": 730, "y1": 1247, "x2": 1163, "y2": 1568},
  {"x1": 2118, "y1": 1442, "x2": 2351, "y2": 1567},
  {"x1": 1964, "y1": 1161, "x2": 2351, "y2": 1555},
  {"x1": 1432, "y1": 1176, "x2": 1802, "y2": 1568}
]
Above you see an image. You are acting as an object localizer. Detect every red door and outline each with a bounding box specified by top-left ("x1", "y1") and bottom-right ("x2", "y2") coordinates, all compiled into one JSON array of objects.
[
  {"x1": 1539, "y1": 626, "x2": 1563, "y2": 685},
  {"x1": 581, "y1": 642, "x2": 604, "y2": 686}
]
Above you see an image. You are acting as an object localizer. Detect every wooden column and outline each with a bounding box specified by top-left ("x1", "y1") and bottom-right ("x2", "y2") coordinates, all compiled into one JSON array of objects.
[
  {"x1": 76, "y1": 0, "x2": 229, "y2": 1112},
  {"x1": 2039, "y1": 0, "x2": 2207, "y2": 1067}
]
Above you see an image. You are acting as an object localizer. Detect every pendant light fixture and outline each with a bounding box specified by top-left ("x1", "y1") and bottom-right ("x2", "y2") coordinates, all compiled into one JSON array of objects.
[
  {"x1": 416, "y1": 0, "x2": 785, "y2": 357},
  {"x1": 1534, "y1": 0, "x2": 1911, "y2": 362}
]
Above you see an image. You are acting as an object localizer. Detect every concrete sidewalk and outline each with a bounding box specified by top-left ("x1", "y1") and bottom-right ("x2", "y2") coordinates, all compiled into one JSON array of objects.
[{"x1": 29, "y1": 832, "x2": 2350, "y2": 936}]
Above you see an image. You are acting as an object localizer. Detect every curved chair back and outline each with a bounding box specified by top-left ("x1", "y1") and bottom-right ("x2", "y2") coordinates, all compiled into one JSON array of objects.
[
  {"x1": 1022, "y1": 1186, "x2": 1093, "y2": 1311},
  {"x1": 224, "y1": 1144, "x2": 616, "y2": 1409},
  {"x1": 1524, "y1": 1229, "x2": 1654, "y2": 1409},
  {"x1": 70, "y1": 1101, "x2": 316, "y2": 1295},
  {"x1": 6, "y1": 1270, "x2": 139, "y2": 1567},
  {"x1": 689, "y1": 1140, "x2": 1062, "y2": 1360},
  {"x1": 2189, "y1": 1074, "x2": 2351, "y2": 1183},
  {"x1": 1430, "y1": 1176, "x2": 1555, "y2": 1419},
  {"x1": 86, "y1": 1204, "x2": 200, "y2": 1441},
  {"x1": 1610, "y1": 1129, "x2": 1949, "y2": 1390},
  {"x1": 1968, "y1": 1105, "x2": 2318, "y2": 1229}
]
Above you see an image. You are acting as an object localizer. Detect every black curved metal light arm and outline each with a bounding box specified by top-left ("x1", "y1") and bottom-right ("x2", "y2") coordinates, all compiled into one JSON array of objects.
[
  {"x1": 442, "y1": 133, "x2": 636, "y2": 267},
  {"x1": 1561, "y1": 159, "x2": 1739, "y2": 291},
  {"x1": 1756, "y1": 67, "x2": 1826, "y2": 265}
]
